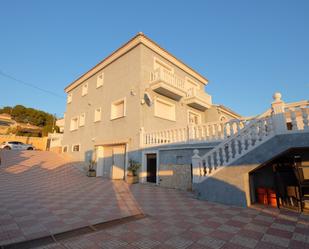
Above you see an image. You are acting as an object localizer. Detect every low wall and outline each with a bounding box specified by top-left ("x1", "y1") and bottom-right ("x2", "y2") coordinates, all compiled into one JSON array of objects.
[{"x1": 0, "y1": 135, "x2": 48, "y2": 151}]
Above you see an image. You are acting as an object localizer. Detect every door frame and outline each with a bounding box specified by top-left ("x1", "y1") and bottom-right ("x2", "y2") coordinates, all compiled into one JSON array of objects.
[
  {"x1": 142, "y1": 150, "x2": 159, "y2": 184},
  {"x1": 95, "y1": 142, "x2": 128, "y2": 179}
]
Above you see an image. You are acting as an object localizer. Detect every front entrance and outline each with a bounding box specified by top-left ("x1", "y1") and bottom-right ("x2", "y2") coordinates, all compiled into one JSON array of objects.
[{"x1": 146, "y1": 154, "x2": 157, "y2": 183}]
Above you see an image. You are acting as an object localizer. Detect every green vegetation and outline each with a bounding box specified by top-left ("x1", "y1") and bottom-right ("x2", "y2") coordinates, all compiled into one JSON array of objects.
[{"x1": 0, "y1": 105, "x2": 58, "y2": 137}]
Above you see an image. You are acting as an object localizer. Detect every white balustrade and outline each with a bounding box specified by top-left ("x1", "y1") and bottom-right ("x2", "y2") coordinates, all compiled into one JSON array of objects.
[
  {"x1": 302, "y1": 108, "x2": 309, "y2": 130},
  {"x1": 193, "y1": 103, "x2": 309, "y2": 182},
  {"x1": 150, "y1": 68, "x2": 185, "y2": 90},
  {"x1": 186, "y1": 87, "x2": 212, "y2": 105},
  {"x1": 290, "y1": 110, "x2": 298, "y2": 130},
  {"x1": 142, "y1": 119, "x2": 248, "y2": 147}
]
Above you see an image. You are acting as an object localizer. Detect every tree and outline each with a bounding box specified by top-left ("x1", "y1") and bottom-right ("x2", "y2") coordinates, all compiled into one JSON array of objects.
[
  {"x1": 0, "y1": 105, "x2": 58, "y2": 137},
  {"x1": 0, "y1": 106, "x2": 12, "y2": 115}
]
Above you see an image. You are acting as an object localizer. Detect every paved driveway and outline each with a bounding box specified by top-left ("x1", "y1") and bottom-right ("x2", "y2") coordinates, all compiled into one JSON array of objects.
[
  {"x1": 1, "y1": 151, "x2": 309, "y2": 249},
  {"x1": 0, "y1": 151, "x2": 141, "y2": 246}
]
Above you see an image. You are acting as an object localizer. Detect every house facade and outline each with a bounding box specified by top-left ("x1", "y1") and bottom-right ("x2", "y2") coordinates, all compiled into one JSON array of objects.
[
  {"x1": 62, "y1": 33, "x2": 309, "y2": 209},
  {"x1": 62, "y1": 33, "x2": 239, "y2": 181}
]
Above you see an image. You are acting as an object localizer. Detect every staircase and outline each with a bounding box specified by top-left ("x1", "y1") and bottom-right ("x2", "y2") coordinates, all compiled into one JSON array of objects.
[{"x1": 192, "y1": 94, "x2": 309, "y2": 184}]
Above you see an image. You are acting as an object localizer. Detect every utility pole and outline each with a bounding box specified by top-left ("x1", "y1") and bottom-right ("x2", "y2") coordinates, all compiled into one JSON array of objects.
[{"x1": 52, "y1": 113, "x2": 56, "y2": 133}]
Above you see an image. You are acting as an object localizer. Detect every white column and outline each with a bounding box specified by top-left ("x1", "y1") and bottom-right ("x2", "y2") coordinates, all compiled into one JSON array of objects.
[
  {"x1": 192, "y1": 149, "x2": 202, "y2": 183},
  {"x1": 271, "y1": 92, "x2": 287, "y2": 134}
]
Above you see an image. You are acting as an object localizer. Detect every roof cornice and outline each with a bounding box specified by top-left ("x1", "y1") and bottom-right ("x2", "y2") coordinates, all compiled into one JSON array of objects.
[{"x1": 65, "y1": 33, "x2": 208, "y2": 93}]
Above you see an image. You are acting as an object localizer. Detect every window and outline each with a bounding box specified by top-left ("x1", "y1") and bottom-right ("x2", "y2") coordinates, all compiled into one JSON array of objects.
[
  {"x1": 188, "y1": 110, "x2": 201, "y2": 125},
  {"x1": 72, "y1": 144, "x2": 80, "y2": 152},
  {"x1": 70, "y1": 117, "x2": 79, "y2": 131},
  {"x1": 111, "y1": 98, "x2": 126, "y2": 120},
  {"x1": 79, "y1": 113, "x2": 86, "y2": 127},
  {"x1": 82, "y1": 82, "x2": 88, "y2": 96},
  {"x1": 67, "y1": 93, "x2": 72, "y2": 103},
  {"x1": 154, "y1": 98, "x2": 176, "y2": 121},
  {"x1": 62, "y1": 145, "x2": 68, "y2": 153},
  {"x1": 94, "y1": 108, "x2": 101, "y2": 122},
  {"x1": 97, "y1": 72, "x2": 104, "y2": 88}
]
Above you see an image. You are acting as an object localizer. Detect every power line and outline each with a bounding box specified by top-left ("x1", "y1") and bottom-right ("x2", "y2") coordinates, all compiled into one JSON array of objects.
[{"x1": 0, "y1": 70, "x2": 63, "y2": 98}]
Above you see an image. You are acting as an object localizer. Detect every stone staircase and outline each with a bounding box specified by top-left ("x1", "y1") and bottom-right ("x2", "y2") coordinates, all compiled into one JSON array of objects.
[{"x1": 192, "y1": 93, "x2": 309, "y2": 184}]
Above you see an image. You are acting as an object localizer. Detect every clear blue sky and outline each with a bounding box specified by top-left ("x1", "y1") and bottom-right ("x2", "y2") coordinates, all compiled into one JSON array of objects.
[{"x1": 0, "y1": 0, "x2": 308, "y2": 117}]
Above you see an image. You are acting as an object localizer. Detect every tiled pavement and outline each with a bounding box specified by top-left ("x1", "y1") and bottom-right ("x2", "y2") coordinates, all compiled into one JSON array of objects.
[
  {"x1": 0, "y1": 151, "x2": 141, "y2": 246},
  {"x1": 1, "y1": 151, "x2": 309, "y2": 249},
  {"x1": 37, "y1": 185, "x2": 309, "y2": 249}
]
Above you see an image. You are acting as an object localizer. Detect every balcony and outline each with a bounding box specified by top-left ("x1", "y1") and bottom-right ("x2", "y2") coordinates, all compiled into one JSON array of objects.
[
  {"x1": 150, "y1": 68, "x2": 187, "y2": 100},
  {"x1": 184, "y1": 88, "x2": 212, "y2": 111}
]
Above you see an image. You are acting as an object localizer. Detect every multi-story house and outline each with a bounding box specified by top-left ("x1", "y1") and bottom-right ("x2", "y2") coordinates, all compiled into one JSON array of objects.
[
  {"x1": 63, "y1": 33, "x2": 309, "y2": 211},
  {"x1": 62, "y1": 33, "x2": 239, "y2": 183}
]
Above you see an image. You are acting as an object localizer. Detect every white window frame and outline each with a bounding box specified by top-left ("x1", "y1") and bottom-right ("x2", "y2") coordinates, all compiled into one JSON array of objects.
[
  {"x1": 187, "y1": 110, "x2": 202, "y2": 125},
  {"x1": 153, "y1": 57, "x2": 174, "y2": 73},
  {"x1": 79, "y1": 113, "x2": 86, "y2": 127},
  {"x1": 72, "y1": 144, "x2": 81, "y2": 152},
  {"x1": 82, "y1": 82, "x2": 88, "y2": 96},
  {"x1": 70, "y1": 116, "x2": 79, "y2": 131},
  {"x1": 67, "y1": 93, "x2": 72, "y2": 104},
  {"x1": 94, "y1": 107, "x2": 102, "y2": 122},
  {"x1": 62, "y1": 145, "x2": 68, "y2": 153},
  {"x1": 111, "y1": 97, "x2": 126, "y2": 120},
  {"x1": 154, "y1": 97, "x2": 176, "y2": 121},
  {"x1": 96, "y1": 72, "x2": 104, "y2": 88}
]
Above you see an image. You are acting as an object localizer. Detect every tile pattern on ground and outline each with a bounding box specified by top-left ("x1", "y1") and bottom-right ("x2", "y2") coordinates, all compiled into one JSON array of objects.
[
  {"x1": 0, "y1": 151, "x2": 141, "y2": 246},
  {"x1": 1, "y1": 151, "x2": 309, "y2": 248},
  {"x1": 38, "y1": 184, "x2": 309, "y2": 249}
]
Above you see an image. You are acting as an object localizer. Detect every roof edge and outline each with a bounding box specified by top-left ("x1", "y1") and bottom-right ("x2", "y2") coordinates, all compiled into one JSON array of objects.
[{"x1": 65, "y1": 33, "x2": 209, "y2": 93}]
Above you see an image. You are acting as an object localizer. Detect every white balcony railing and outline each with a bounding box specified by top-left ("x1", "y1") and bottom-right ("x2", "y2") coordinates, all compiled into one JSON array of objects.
[
  {"x1": 185, "y1": 87, "x2": 212, "y2": 106},
  {"x1": 140, "y1": 119, "x2": 249, "y2": 148},
  {"x1": 150, "y1": 68, "x2": 185, "y2": 91},
  {"x1": 192, "y1": 95, "x2": 309, "y2": 183}
]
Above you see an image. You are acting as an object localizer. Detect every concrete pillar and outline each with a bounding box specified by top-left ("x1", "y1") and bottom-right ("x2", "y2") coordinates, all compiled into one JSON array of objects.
[
  {"x1": 192, "y1": 149, "x2": 202, "y2": 183},
  {"x1": 271, "y1": 92, "x2": 287, "y2": 134}
]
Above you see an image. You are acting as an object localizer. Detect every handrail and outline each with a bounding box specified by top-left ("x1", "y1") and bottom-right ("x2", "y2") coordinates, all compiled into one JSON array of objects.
[{"x1": 192, "y1": 106, "x2": 309, "y2": 183}]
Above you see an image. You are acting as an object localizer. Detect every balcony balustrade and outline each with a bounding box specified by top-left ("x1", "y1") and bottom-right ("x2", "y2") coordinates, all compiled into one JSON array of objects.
[
  {"x1": 184, "y1": 87, "x2": 212, "y2": 111},
  {"x1": 150, "y1": 68, "x2": 187, "y2": 100}
]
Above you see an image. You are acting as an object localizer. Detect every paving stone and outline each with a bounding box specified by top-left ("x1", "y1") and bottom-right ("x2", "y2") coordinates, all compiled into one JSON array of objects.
[
  {"x1": 261, "y1": 234, "x2": 290, "y2": 248},
  {"x1": 131, "y1": 238, "x2": 161, "y2": 249},
  {"x1": 197, "y1": 236, "x2": 226, "y2": 249},
  {"x1": 270, "y1": 222, "x2": 295, "y2": 232},
  {"x1": 230, "y1": 235, "x2": 258, "y2": 249},
  {"x1": 164, "y1": 236, "x2": 194, "y2": 249}
]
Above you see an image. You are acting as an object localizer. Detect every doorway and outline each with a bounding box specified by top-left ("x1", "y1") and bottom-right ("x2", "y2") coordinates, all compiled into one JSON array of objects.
[
  {"x1": 146, "y1": 154, "x2": 157, "y2": 183},
  {"x1": 250, "y1": 147, "x2": 309, "y2": 212},
  {"x1": 96, "y1": 144, "x2": 126, "y2": 180}
]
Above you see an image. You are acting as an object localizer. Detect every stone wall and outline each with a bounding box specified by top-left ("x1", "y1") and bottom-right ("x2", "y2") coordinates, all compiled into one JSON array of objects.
[{"x1": 158, "y1": 164, "x2": 191, "y2": 191}]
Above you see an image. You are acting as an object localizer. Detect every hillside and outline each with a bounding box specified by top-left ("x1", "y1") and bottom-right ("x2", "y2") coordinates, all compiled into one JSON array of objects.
[{"x1": 0, "y1": 105, "x2": 58, "y2": 136}]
